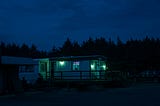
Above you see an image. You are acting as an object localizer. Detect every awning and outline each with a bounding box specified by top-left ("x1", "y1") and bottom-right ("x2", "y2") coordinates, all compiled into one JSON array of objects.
[{"x1": 1, "y1": 56, "x2": 37, "y2": 65}]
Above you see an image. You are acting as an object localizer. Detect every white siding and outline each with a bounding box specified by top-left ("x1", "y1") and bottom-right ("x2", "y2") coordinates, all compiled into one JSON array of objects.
[
  {"x1": 54, "y1": 60, "x2": 91, "y2": 80},
  {"x1": 55, "y1": 61, "x2": 72, "y2": 71},
  {"x1": 19, "y1": 64, "x2": 39, "y2": 84},
  {"x1": 54, "y1": 61, "x2": 72, "y2": 79},
  {"x1": 79, "y1": 61, "x2": 90, "y2": 79},
  {"x1": 79, "y1": 60, "x2": 90, "y2": 71},
  {"x1": 19, "y1": 73, "x2": 38, "y2": 84}
]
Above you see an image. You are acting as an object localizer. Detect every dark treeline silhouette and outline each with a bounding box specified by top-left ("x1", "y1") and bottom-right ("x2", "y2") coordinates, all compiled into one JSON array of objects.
[
  {"x1": 1, "y1": 36, "x2": 160, "y2": 72},
  {"x1": 0, "y1": 43, "x2": 47, "y2": 58}
]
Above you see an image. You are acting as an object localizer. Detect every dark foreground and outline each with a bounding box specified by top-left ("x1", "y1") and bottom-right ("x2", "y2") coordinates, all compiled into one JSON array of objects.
[{"x1": 0, "y1": 83, "x2": 160, "y2": 106}]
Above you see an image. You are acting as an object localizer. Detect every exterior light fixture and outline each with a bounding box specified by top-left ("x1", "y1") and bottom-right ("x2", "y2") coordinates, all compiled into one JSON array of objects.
[
  {"x1": 91, "y1": 64, "x2": 95, "y2": 70},
  {"x1": 103, "y1": 65, "x2": 106, "y2": 70},
  {"x1": 59, "y1": 61, "x2": 65, "y2": 66}
]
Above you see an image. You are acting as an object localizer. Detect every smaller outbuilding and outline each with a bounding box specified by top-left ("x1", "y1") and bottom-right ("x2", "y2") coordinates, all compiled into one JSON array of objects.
[{"x1": 0, "y1": 56, "x2": 36, "y2": 94}]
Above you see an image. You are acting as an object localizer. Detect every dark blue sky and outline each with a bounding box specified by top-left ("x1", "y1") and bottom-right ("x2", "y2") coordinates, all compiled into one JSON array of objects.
[{"x1": 1, "y1": 0, "x2": 160, "y2": 50}]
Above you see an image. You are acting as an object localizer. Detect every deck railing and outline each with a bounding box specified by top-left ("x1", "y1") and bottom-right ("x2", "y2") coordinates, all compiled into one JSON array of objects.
[
  {"x1": 51, "y1": 70, "x2": 128, "y2": 81},
  {"x1": 52, "y1": 70, "x2": 106, "y2": 80}
]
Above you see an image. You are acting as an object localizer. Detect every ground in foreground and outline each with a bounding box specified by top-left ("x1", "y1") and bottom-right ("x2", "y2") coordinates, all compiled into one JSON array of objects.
[{"x1": 0, "y1": 83, "x2": 160, "y2": 106}]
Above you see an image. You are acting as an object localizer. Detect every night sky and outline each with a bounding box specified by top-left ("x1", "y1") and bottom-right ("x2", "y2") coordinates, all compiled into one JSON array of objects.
[{"x1": 0, "y1": 0, "x2": 160, "y2": 50}]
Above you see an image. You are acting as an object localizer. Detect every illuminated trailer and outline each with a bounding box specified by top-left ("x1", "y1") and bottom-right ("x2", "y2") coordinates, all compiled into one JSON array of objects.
[{"x1": 38, "y1": 55, "x2": 108, "y2": 80}]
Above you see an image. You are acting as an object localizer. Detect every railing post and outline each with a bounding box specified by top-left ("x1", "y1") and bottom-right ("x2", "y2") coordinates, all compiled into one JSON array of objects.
[
  {"x1": 101, "y1": 71, "x2": 102, "y2": 80},
  {"x1": 60, "y1": 71, "x2": 62, "y2": 80},
  {"x1": 80, "y1": 71, "x2": 82, "y2": 80}
]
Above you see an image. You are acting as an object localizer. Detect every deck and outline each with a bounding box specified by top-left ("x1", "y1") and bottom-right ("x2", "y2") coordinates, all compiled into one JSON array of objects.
[{"x1": 48, "y1": 70, "x2": 130, "y2": 88}]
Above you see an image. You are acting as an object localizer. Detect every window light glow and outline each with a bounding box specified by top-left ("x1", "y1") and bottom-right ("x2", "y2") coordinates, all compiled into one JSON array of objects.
[
  {"x1": 73, "y1": 61, "x2": 79, "y2": 65},
  {"x1": 103, "y1": 65, "x2": 106, "y2": 70},
  {"x1": 91, "y1": 64, "x2": 95, "y2": 70},
  {"x1": 73, "y1": 61, "x2": 80, "y2": 70}
]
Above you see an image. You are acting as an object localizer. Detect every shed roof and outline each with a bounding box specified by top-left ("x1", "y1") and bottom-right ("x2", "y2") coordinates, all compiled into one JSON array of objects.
[{"x1": 1, "y1": 56, "x2": 37, "y2": 65}]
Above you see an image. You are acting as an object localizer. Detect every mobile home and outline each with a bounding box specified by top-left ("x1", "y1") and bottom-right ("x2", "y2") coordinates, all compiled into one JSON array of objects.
[{"x1": 38, "y1": 55, "x2": 108, "y2": 80}]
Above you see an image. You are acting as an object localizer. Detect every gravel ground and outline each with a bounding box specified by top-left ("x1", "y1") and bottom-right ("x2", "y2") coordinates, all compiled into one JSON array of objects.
[{"x1": 0, "y1": 83, "x2": 160, "y2": 106}]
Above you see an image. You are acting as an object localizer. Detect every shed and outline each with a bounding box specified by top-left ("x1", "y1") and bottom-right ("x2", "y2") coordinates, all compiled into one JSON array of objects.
[{"x1": 0, "y1": 56, "x2": 36, "y2": 94}]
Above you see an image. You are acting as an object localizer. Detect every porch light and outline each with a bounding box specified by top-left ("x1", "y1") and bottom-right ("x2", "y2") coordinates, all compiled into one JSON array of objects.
[
  {"x1": 103, "y1": 65, "x2": 106, "y2": 70},
  {"x1": 59, "y1": 61, "x2": 65, "y2": 66},
  {"x1": 91, "y1": 64, "x2": 95, "y2": 70}
]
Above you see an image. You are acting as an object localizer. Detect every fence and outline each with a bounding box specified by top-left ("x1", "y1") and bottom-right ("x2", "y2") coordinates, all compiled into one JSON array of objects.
[
  {"x1": 52, "y1": 70, "x2": 130, "y2": 81},
  {"x1": 53, "y1": 70, "x2": 106, "y2": 80}
]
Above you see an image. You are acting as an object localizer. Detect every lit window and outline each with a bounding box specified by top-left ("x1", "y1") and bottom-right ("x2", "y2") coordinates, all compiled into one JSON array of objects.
[
  {"x1": 73, "y1": 61, "x2": 80, "y2": 70},
  {"x1": 91, "y1": 64, "x2": 95, "y2": 70}
]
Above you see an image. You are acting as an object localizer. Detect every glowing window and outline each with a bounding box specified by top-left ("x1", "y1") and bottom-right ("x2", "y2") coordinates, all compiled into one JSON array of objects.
[
  {"x1": 73, "y1": 61, "x2": 80, "y2": 70},
  {"x1": 91, "y1": 64, "x2": 95, "y2": 70}
]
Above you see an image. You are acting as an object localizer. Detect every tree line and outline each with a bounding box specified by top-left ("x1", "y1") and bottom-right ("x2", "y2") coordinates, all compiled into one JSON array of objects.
[
  {"x1": 0, "y1": 43, "x2": 47, "y2": 58},
  {"x1": 1, "y1": 36, "x2": 160, "y2": 72}
]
